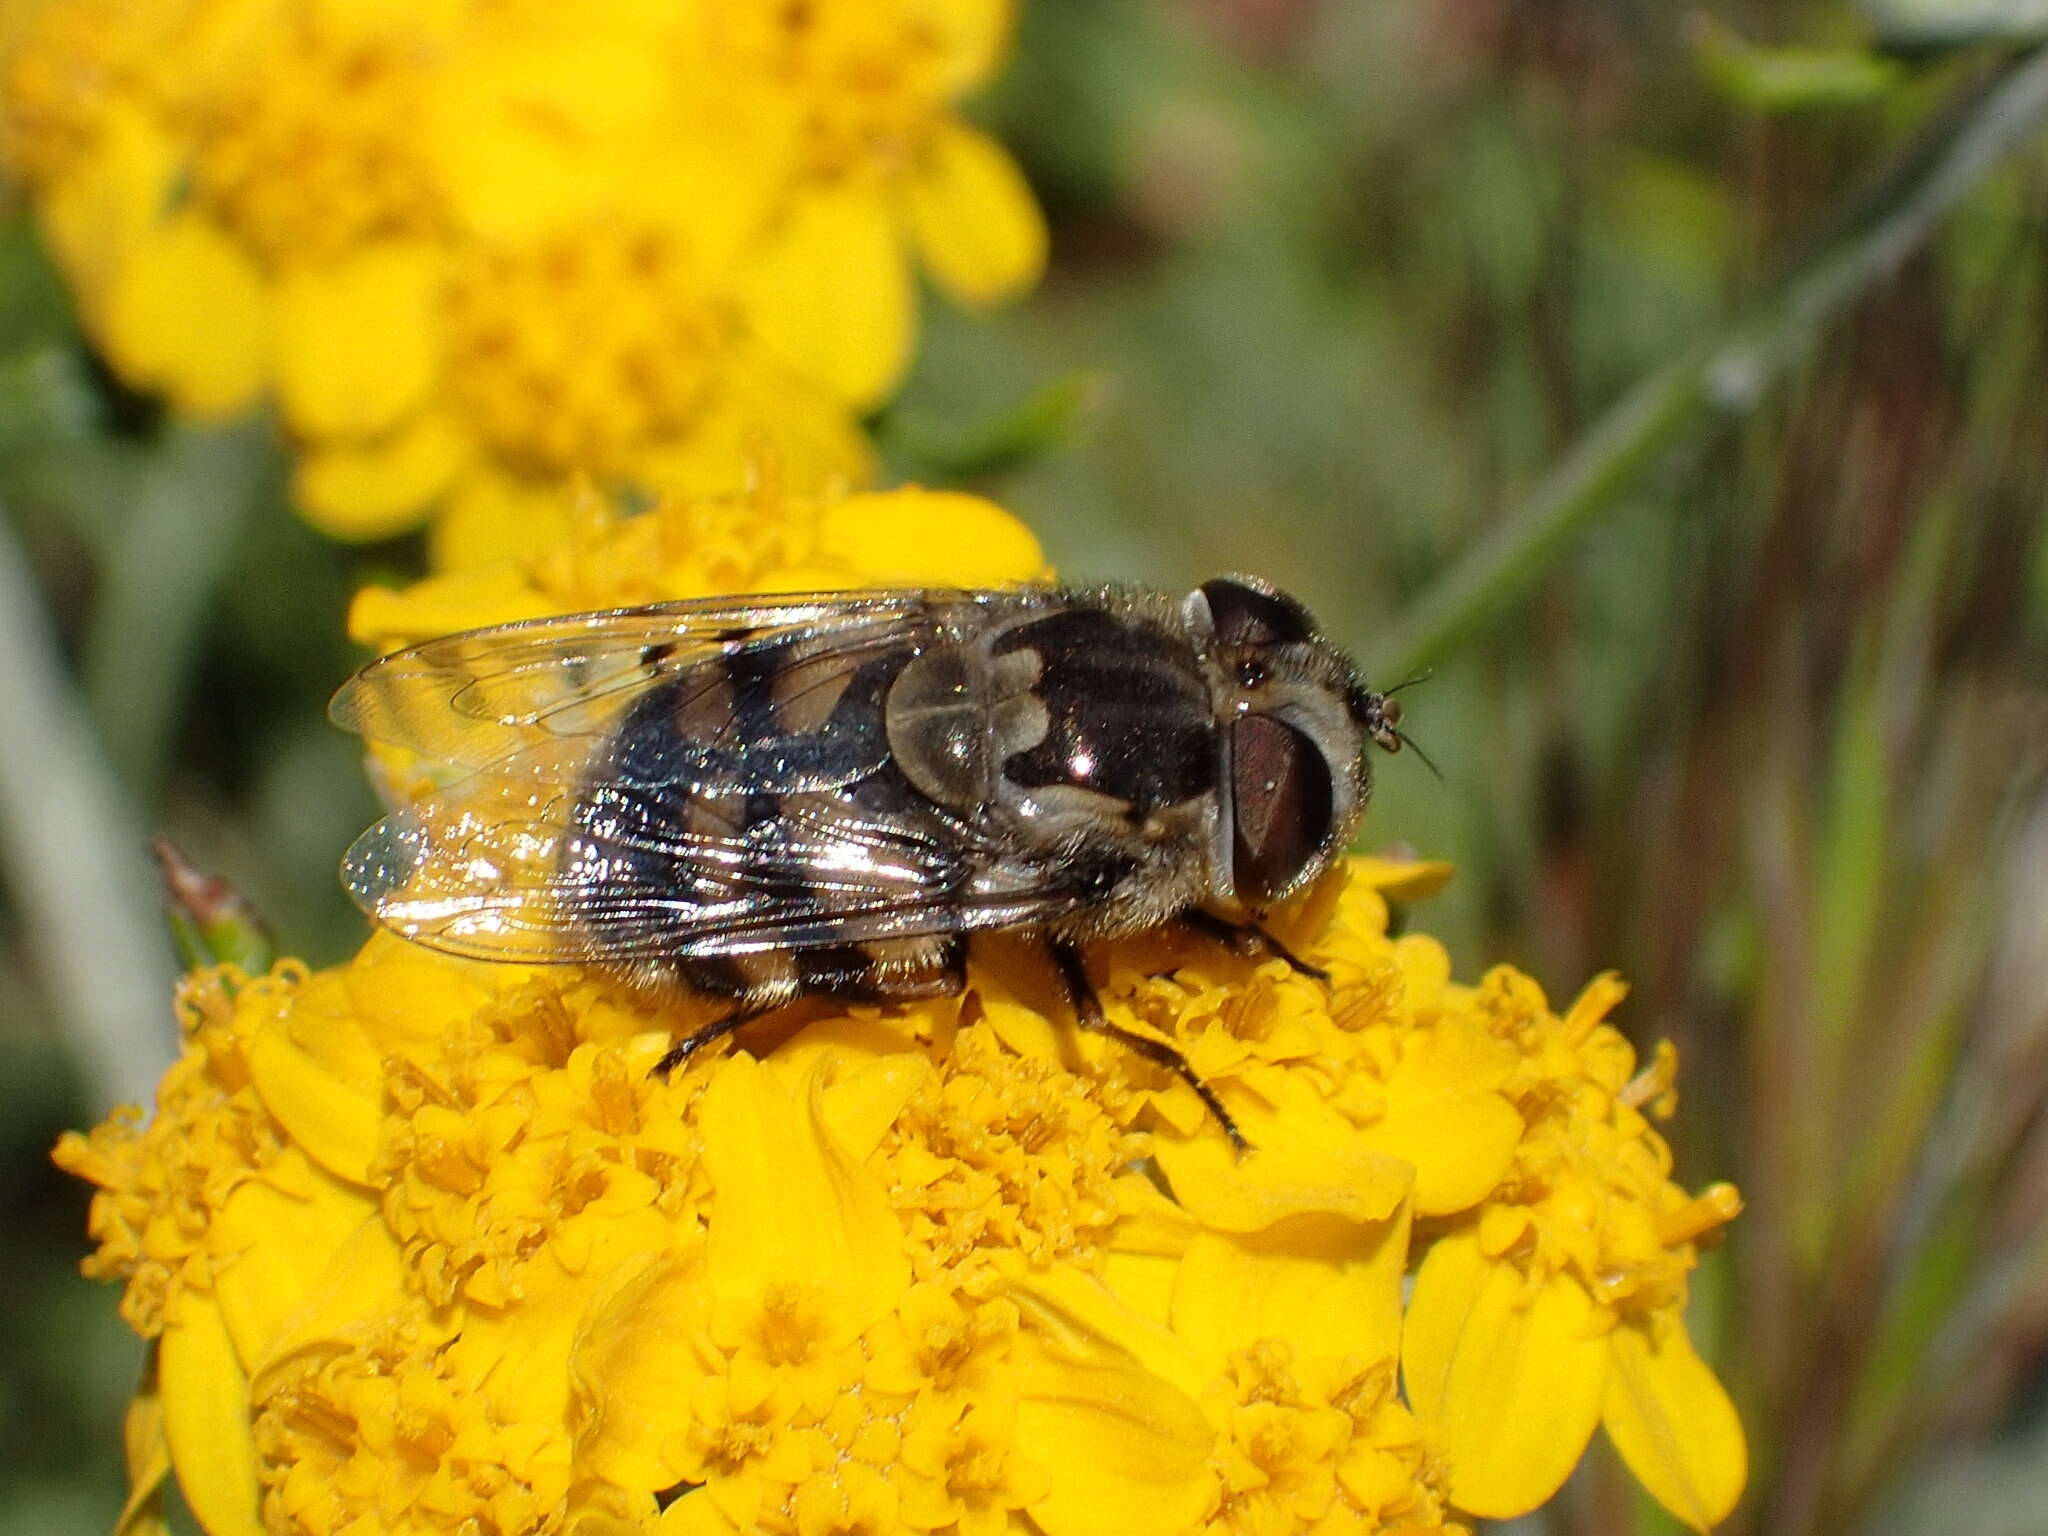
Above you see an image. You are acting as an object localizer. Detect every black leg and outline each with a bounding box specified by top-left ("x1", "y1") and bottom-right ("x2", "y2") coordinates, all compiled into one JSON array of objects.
[
  {"x1": 648, "y1": 1007, "x2": 767, "y2": 1082},
  {"x1": 1047, "y1": 936, "x2": 1248, "y2": 1150},
  {"x1": 1180, "y1": 909, "x2": 1329, "y2": 982}
]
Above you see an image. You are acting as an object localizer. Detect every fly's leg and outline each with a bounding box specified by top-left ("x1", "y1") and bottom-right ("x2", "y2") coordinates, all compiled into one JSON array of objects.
[
  {"x1": 1180, "y1": 909, "x2": 1329, "y2": 982},
  {"x1": 1046, "y1": 936, "x2": 1248, "y2": 1151},
  {"x1": 648, "y1": 1006, "x2": 770, "y2": 1082},
  {"x1": 650, "y1": 936, "x2": 969, "y2": 1083}
]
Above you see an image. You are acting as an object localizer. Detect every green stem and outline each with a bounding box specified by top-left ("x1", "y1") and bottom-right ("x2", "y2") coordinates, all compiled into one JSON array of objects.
[
  {"x1": 81, "y1": 422, "x2": 271, "y2": 795},
  {"x1": 1372, "y1": 44, "x2": 2048, "y2": 681},
  {"x1": 0, "y1": 502, "x2": 176, "y2": 1111}
]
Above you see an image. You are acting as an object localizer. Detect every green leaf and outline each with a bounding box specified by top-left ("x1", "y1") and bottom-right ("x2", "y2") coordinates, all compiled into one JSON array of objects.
[
  {"x1": 876, "y1": 371, "x2": 1105, "y2": 480},
  {"x1": 1693, "y1": 17, "x2": 1903, "y2": 111},
  {"x1": 80, "y1": 421, "x2": 281, "y2": 794},
  {"x1": 0, "y1": 211, "x2": 80, "y2": 359}
]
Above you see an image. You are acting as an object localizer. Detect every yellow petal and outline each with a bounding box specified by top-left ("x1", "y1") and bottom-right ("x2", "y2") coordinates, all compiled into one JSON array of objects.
[
  {"x1": 341, "y1": 931, "x2": 503, "y2": 1054},
  {"x1": 347, "y1": 562, "x2": 562, "y2": 652},
  {"x1": 1012, "y1": 1337, "x2": 1214, "y2": 1536},
  {"x1": 738, "y1": 183, "x2": 912, "y2": 409},
  {"x1": 1170, "y1": 1197, "x2": 1410, "y2": 1379},
  {"x1": 1010, "y1": 1264, "x2": 1208, "y2": 1405},
  {"x1": 100, "y1": 210, "x2": 269, "y2": 419},
  {"x1": 658, "y1": 1490, "x2": 742, "y2": 1536},
  {"x1": 160, "y1": 1300, "x2": 263, "y2": 1536},
  {"x1": 1402, "y1": 1230, "x2": 1609, "y2": 1520},
  {"x1": 293, "y1": 409, "x2": 471, "y2": 541},
  {"x1": 814, "y1": 488, "x2": 1046, "y2": 587},
  {"x1": 243, "y1": 1022, "x2": 383, "y2": 1186},
  {"x1": 460, "y1": 1221, "x2": 677, "y2": 1434},
  {"x1": 248, "y1": 1216, "x2": 416, "y2": 1391},
  {"x1": 1346, "y1": 856, "x2": 1455, "y2": 903},
  {"x1": 1111, "y1": 1176, "x2": 1203, "y2": 1257},
  {"x1": 209, "y1": 1157, "x2": 377, "y2": 1368},
  {"x1": 765, "y1": 1016, "x2": 934, "y2": 1162},
  {"x1": 1604, "y1": 1320, "x2": 1747, "y2": 1531},
  {"x1": 117, "y1": 1345, "x2": 171, "y2": 1536},
  {"x1": 623, "y1": 400, "x2": 841, "y2": 510},
  {"x1": 906, "y1": 123, "x2": 1047, "y2": 307},
  {"x1": 36, "y1": 102, "x2": 179, "y2": 310},
  {"x1": 1153, "y1": 1115, "x2": 1411, "y2": 1233},
  {"x1": 697, "y1": 1053, "x2": 908, "y2": 1333},
  {"x1": 1098, "y1": 1178, "x2": 1200, "y2": 1330},
  {"x1": 617, "y1": 64, "x2": 794, "y2": 274},
  {"x1": 571, "y1": 1251, "x2": 715, "y2": 1489},
  {"x1": 427, "y1": 23, "x2": 674, "y2": 241},
  {"x1": 569, "y1": 1493, "x2": 668, "y2": 1536},
  {"x1": 1099, "y1": 1248, "x2": 1181, "y2": 1334},
  {"x1": 1353, "y1": 1018, "x2": 1522, "y2": 1216},
  {"x1": 259, "y1": 967, "x2": 384, "y2": 1082},
  {"x1": 965, "y1": 946, "x2": 1068, "y2": 1064},
  {"x1": 923, "y1": 0, "x2": 1014, "y2": 91},
  {"x1": 1392, "y1": 933, "x2": 1452, "y2": 1003},
  {"x1": 275, "y1": 241, "x2": 442, "y2": 440},
  {"x1": 426, "y1": 467, "x2": 580, "y2": 571}
]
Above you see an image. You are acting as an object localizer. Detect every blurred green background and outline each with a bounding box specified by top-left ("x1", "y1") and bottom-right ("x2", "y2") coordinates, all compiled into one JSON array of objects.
[{"x1": 4, "y1": 1, "x2": 2048, "y2": 1532}]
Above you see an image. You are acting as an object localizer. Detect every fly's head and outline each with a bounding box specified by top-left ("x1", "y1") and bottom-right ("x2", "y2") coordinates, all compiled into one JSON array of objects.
[{"x1": 1187, "y1": 576, "x2": 1402, "y2": 911}]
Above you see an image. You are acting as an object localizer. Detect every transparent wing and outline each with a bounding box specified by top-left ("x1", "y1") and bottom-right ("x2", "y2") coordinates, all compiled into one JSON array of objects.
[
  {"x1": 330, "y1": 590, "x2": 959, "y2": 773},
  {"x1": 332, "y1": 586, "x2": 1079, "y2": 963},
  {"x1": 341, "y1": 771, "x2": 1088, "y2": 962}
]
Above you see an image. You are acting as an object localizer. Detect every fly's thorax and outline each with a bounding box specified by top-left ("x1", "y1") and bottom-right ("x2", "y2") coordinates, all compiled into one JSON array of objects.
[
  {"x1": 883, "y1": 596, "x2": 1237, "y2": 921},
  {"x1": 990, "y1": 598, "x2": 1232, "y2": 922},
  {"x1": 988, "y1": 604, "x2": 1215, "y2": 813}
]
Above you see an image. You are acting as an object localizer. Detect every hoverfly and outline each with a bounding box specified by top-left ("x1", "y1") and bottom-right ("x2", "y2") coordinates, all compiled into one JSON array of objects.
[{"x1": 332, "y1": 577, "x2": 1408, "y2": 1146}]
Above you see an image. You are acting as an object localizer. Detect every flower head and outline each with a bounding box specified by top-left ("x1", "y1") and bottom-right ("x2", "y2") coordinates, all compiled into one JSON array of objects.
[
  {"x1": 0, "y1": 0, "x2": 1043, "y2": 551},
  {"x1": 60, "y1": 484, "x2": 1745, "y2": 1534},
  {"x1": 1401, "y1": 969, "x2": 1746, "y2": 1526}
]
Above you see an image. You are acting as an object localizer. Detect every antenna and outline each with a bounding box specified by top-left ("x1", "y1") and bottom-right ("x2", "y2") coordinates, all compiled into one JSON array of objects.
[{"x1": 1396, "y1": 730, "x2": 1444, "y2": 784}]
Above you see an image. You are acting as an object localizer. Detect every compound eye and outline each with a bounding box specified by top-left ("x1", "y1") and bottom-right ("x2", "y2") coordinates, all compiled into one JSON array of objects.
[{"x1": 1230, "y1": 715, "x2": 1334, "y2": 905}]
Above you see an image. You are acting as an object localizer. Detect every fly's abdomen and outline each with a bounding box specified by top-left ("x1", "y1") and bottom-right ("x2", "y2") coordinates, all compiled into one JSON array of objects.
[{"x1": 564, "y1": 643, "x2": 941, "y2": 979}]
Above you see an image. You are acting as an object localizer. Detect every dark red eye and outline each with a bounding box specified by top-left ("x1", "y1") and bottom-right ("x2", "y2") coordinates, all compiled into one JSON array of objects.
[{"x1": 1230, "y1": 715, "x2": 1334, "y2": 905}]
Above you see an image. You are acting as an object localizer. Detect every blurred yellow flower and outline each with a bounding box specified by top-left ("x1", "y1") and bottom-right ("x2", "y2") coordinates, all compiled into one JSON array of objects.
[
  {"x1": 706, "y1": 0, "x2": 1047, "y2": 405},
  {"x1": 344, "y1": 480, "x2": 1052, "y2": 650},
  {"x1": 0, "y1": 0, "x2": 1044, "y2": 553},
  {"x1": 58, "y1": 484, "x2": 1745, "y2": 1533}
]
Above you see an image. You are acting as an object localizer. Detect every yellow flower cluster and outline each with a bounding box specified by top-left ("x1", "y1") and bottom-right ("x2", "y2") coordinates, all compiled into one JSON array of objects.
[
  {"x1": 0, "y1": 0, "x2": 1044, "y2": 560},
  {"x1": 58, "y1": 486, "x2": 1747, "y2": 1534}
]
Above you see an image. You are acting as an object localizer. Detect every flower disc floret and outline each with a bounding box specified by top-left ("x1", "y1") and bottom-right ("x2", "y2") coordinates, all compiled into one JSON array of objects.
[
  {"x1": 54, "y1": 963, "x2": 308, "y2": 1336},
  {"x1": 192, "y1": 19, "x2": 442, "y2": 266}
]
